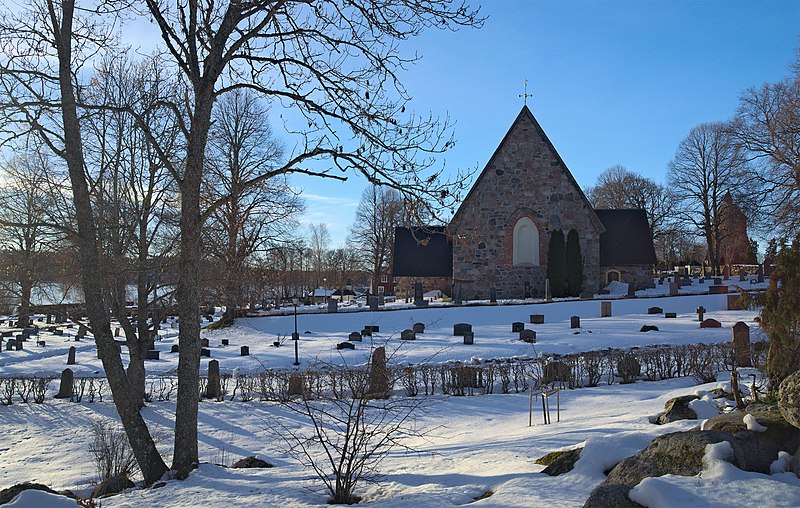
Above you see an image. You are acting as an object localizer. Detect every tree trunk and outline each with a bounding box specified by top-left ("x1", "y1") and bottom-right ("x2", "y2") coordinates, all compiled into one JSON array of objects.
[
  {"x1": 55, "y1": 0, "x2": 167, "y2": 484},
  {"x1": 17, "y1": 278, "x2": 32, "y2": 328}
]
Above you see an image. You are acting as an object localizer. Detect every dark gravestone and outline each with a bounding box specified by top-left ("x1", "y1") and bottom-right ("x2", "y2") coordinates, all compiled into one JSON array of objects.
[
  {"x1": 400, "y1": 329, "x2": 416, "y2": 341},
  {"x1": 462, "y1": 331, "x2": 474, "y2": 345},
  {"x1": 453, "y1": 323, "x2": 472, "y2": 336},
  {"x1": 368, "y1": 296, "x2": 379, "y2": 311},
  {"x1": 696, "y1": 306, "x2": 706, "y2": 322},
  {"x1": 171, "y1": 345, "x2": 180, "y2": 353},
  {"x1": 669, "y1": 282, "x2": 679, "y2": 296},
  {"x1": 336, "y1": 341, "x2": 355, "y2": 350},
  {"x1": 24, "y1": 327, "x2": 38, "y2": 336},
  {"x1": 640, "y1": 325, "x2": 659, "y2": 332},
  {"x1": 627, "y1": 282, "x2": 636, "y2": 297},
  {"x1": 601, "y1": 301, "x2": 612, "y2": 318},
  {"x1": 365, "y1": 325, "x2": 380, "y2": 333},
  {"x1": 728, "y1": 293, "x2": 746, "y2": 310},
  {"x1": 413, "y1": 322, "x2": 425, "y2": 334},
  {"x1": 36, "y1": 340, "x2": 46, "y2": 347},
  {"x1": 327, "y1": 299, "x2": 338, "y2": 313},
  {"x1": 519, "y1": 329, "x2": 536, "y2": 343},
  {"x1": 361, "y1": 328, "x2": 372, "y2": 337},
  {"x1": 413, "y1": 282, "x2": 425, "y2": 307},
  {"x1": 453, "y1": 282, "x2": 463, "y2": 305},
  {"x1": 46, "y1": 314, "x2": 52, "y2": 324},
  {"x1": 739, "y1": 268, "x2": 747, "y2": 282},
  {"x1": 512, "y1": 322, "x2": 525, "y2": 333},
  {"x1": 6, "y1": 340, "x2": 15, "y2": 351},
  {"x1": 221, "y1": 339, "x2": 229, "y2": 346},
  {"x1": 288, "y1": 373, "x2": 304, "y2": 396},
  {"x1": 368, "y1": 346, "x2": 390, "y2": 399},
  {"x1": 378, "y1": 295, "x2": 385, "y2": 306},
  {"x1": 146, "y1": 350, "x2": 160, "y2": 360},
  {"x1": 1, "y1": 331, "x2": 11, "y2": 337},
  {"x1": 55, "y1": 368, "x2": 74, "y2": 399},
  {"x1": 240, "y1": 345, "x2": 249, "y2": 356},
  {"x1": 201, "y1": 348, "x2": 211, "y2": 357},
  {"x1": 648, "y1": 307, "x2": 663, "y2": 315},
  {"x1": 530, "y1": 314, "x2": 545, "y2": 325},
  {"x1": 489, "y1": 287, "x2": 497, "y2": 304},
  {"x1": 570, "y1": 316, "x2": 580, "y2": 329},
  {"x1": 700, "y1": 318, "x2": 722, "y2": 329},
  {"x1": 15, "y1": 340, "x2": 23, "y2": 351},
  {"x1": 349, "y1": 332, "x2": 362, "y2": 342},
  {"x1": 205, "y1": 360, "x2": 221, "y2": 399},
  {"x1": 713, "y1": 277, "x2": 722, "y2": 285},
  {"x1": 732, "y1": 322, "x2": 752, "y2": 367},
  {"x1": 709, "y1": 285, "x2": 729, "y2": 294},
  {"x1": 665, "y1": 312, "x2": 677, "y2": 318},
  {"x1": 200, "y1": 338, "x2": 209, "y2": 347},
  {"x1": 723, "y1": 265, "x2": 731, "y2": 280},
  {"x1": 77, "y1": 324, "x2": 87, "y2": 338}
]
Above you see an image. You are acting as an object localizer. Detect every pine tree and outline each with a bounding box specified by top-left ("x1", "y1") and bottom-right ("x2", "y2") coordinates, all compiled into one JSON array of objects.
[
  {"x1": 566, "y1": 229, "x2": 583, "y2": 297},
  {"x1": 747, "y1": 237, "x2": 800, "y2": 390},
  {"x1": 547, "y1": 229, "x2": 566, "y2": 298}
]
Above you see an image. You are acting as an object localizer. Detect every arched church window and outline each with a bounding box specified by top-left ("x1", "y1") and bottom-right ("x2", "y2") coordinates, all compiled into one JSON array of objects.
[
  {"x1": 513, "y1": 217, "x2": 539, "y2": 266},
  {"x1": 606, "y1": 270, "x2": 620, "y2": 284}
]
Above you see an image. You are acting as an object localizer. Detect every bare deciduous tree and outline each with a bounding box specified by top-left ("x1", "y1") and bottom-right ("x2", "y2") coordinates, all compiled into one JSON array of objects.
[{"x1": 349, "y1": 186, "x2": 402, "y2": 294}]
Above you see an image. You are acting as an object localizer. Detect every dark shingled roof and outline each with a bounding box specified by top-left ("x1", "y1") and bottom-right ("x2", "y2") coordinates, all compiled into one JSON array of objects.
[
  {"x1": 595, "y1": 209, "x2": 657, "y2": 266},
  {"x1": 392, "y1": 226, "x2": 453, "y2": 277}
]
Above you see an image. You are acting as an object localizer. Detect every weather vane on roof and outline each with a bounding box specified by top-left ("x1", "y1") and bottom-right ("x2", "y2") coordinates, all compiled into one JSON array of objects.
[{"x1": 519, "y1": 79, "x2": 532, "y2": 106}]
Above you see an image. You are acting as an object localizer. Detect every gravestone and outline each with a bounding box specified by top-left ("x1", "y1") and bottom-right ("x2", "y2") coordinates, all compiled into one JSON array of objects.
[
  {"x1": 648, "y1": 307, "x2": 663, "y2": 315},
  {"x1": 67, "y1": 346, "x2": 76, "y2": 365},
  {"x1": 1, "y1": 331, "x2": 11, "y2": 337},
  {"x1": 412, "y1": 322, "x2": 425, "y2": 334},
  {"x1": 519, "y1": 329, "x2": 536, "y2": 343},
  {"x1": 453, "y1": 323, "x2": 472, "y2": 336},
  {"x1": 146, "y1": 350, "x2": 160, "y2": 360},
  {"x1": 489, "y1": 287, "x2": 497, "y2": 304},
  {"x1": 570, "y1": 316, "x2": 580, "y2": 329},
  {"x1": 368, "y1": 346, "x2": 390, "y2": 399},
  {"x1": 463, "y1": 331, "x2": 474, "y2": 345},
  {"x1": 205, "y1": 360, "x2": 221, "y2": 399},
  {"x1": 512, "y1": 322, "x2": 525, "y2": 333},
  {"x1": 200, "y1": 338, "x2": 209, "y2": 347},
  {"x1": 700, "y1": 318, "x2": 722, "y2": 329},
  {"x1": 114, "y1": 328, "x2": 121, "y2": 337},
  {"x1": 46, "y1": 314, "x2": 52, "y2": 324},
  {"x1": 400, "y1": 329, "x2": 416, "y2": 341},
  {"x1": 664, "y1": 312, "x2": 677, "y2": 318},
  {"x1": 54, "y1": 369, "x2": 74, "y2": 399},
  {"x1": 530, "y1": 314, "x2": 545, "y2": 325},
  {"x1": 368, "y1": 296, "x2": 379, "y2": 311},
  {"x1": 723, "y1": 265, "x2": 731, "y2": 280},
  {"x1": 288, "y1": 373, "x2": 303, "y2": 397},
  {"x1": 221, "y1": 339, "x2": 229, "y2": 346},
  {"x1": 696, "y1": 306, "x2": 706, "y2": 322},
  {"x1": 327, "y1": 299, "x2": 338, "y2": 313},
  {"x1": 739, "y1": 268, "x2": 747, "y2": 282},
  {"x1": 5, "y1": 339, "x2": 15, "y2": 351},
  {"x1": 732, "y1": 322, "x2": 752, "y2": 367},
  {"x1": 77, "y1": 324, "x2": 87, "y2": 338},
  {"x1": 365, "y1": 325, "x2": 380, "y2": 333},
  {"x1": 627, "y1": 282, "x2": 636, "y2": 297},
  {"x1": 378, "y1": 295, "x2": 385, "y2": 306},
  {"x1": 171, "y1": 345, "x2": 180, "y2": 353},
  {"x1": 348, "y1": 332, "x2": 362, "y2": 342},
  {"x1": 336, "y1": 341, "x2": 355, "y2": 350},
  {"x1": 675, "y1": 276, "x2": 682, "y2": 289},
  {"x1": 15, "y1": 340, "x2": 22, "y2": 351},
  {"x1": 240, "y1": 345, "x2": 249, "y2": 356},
  {"x1": 640, "y1": 325, "x2": 659, "y2": 332},
  {"x1": 361, "y1": 328, "x2": 372, "y2": 337},
  {"x1": 709, "y1": 284, "x2": 729, "y2": 294},
  {"x1": 669, "y1": 282, "x2": 679, "y2": 296},
  {"x1": 713, "y1": 277, "x2": 722, "y2": 285},
  {"x1": 413, "y1": 282, "x2": 425, "y2": 307},
  {"x1": 728, "y1": 293, "x2": 747, "y2": 311},
  {"x1": 601, "y1": 301, "x2": 612, "y2": 318},
  {"x1": 453, "y1": 282, "x2": 463, "y2": 305},
  {"x1": 201, "y1": 348, "x2": 211, "y2": 357}
]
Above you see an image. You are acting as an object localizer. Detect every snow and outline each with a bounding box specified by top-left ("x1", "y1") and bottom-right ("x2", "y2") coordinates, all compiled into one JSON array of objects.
[
  {"x1": 743, "y1": 413, "x2": 767, "y2": 432},
  {"x1": 5, "y1": 489, "x2": 79, "y2": 507},
  {"x1": 629, "y1": 441, "x2": 800, "y2": 508},
  {"x1": 0, "y1": 291, "x2": 791, "y2": 507},
  {"x1": 688, "y1": 396, "x2": 720, "y2": 420}
]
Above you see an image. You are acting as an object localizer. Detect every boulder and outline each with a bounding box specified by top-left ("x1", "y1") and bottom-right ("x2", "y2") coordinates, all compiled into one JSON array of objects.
[
  {"x1": 91, "y1": 476, "x2": 135, "y2": 498},
  {"x1": 231, "y1": 456, "x2": 273, "y2": 468},
  {"x1": 584, "y1": 483, "x2": 644, "y2": 508},
  {"x1": 656, "y1": 395, "x2": 698, "y2": 425},
  {"x1": 0, "y1": 483, "x2": 78, "y2": 505},
  {"x1": 779, "y1": 371, "x2": 800, "y2": 429},
  {"x1": 536, "y1": 447, "x2": 583, "y2": 476}
]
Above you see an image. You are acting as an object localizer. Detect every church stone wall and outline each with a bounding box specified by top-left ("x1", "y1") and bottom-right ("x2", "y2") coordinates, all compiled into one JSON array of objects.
[
  {"x1": 449, "y1": 109, "x2": 602, "y2": 300},
  {"x1": 602, "y1": 265, "x2": 655, "y2": 291}
]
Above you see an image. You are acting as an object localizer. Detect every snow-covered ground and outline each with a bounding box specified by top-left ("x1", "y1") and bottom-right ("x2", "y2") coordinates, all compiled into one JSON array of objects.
[{"x1": 2, "y1": 286, "x2": 792, "y2": 507}]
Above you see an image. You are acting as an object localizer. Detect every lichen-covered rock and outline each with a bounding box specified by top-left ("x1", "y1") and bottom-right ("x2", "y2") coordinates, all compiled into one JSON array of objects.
[
  {"x1": 0, "y1": 483, "x2": 78, "y2": 505},
  {"x1": 779, "y1": 370, "x2": 800, "y2": 429},
  {"x1": 584, "y1": 483, "x2": 644, "y2": 508},
  {"x1": 656, "y1": 394, "x2": 698, "y2": 424},
  {"x1": 91, "y1": 476, "x2": 135, "y2": 498},
  {"x1": 231, "y1": 456, "x2": 273, "y2": 469},
  {"x1": 536, "y1": 447, "x2": 583, "y2": 476}
]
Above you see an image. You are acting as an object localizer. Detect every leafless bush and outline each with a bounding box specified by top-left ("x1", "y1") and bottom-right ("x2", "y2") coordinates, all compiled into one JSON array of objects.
[
  {"x1": 0, "y1": 378, "x2": 15, "y2": 405},
  {"x1": 89, "y1": 420, "x2": 139, "y2": 481},
  {"x1": 616, "y1": 354, "x2": 641, "y2": 384}
]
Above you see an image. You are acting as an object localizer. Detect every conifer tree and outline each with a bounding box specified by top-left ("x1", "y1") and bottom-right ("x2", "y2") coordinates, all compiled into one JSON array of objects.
[
  {"x1": 547, "y1": 229, "x2": 566, "y2": 298},
  {"x1": 566, "y1": 229, "x2": 583, "y2": 297}
]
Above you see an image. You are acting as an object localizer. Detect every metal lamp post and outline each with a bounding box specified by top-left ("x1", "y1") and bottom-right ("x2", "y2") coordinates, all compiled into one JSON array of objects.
[{"x1": 292, "y1": 296, "x2": 300, "y2": 366}]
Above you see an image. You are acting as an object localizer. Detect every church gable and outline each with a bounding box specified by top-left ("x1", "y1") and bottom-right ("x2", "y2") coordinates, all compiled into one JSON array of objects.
[{"x1": 449, "y1": 105, "x2": 603, "y2": 299}]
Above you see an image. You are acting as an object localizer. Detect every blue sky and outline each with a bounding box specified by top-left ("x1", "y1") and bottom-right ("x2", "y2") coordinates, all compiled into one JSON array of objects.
[{"x1": 293, "y1": 0, "x2": 799, "y2": 245}]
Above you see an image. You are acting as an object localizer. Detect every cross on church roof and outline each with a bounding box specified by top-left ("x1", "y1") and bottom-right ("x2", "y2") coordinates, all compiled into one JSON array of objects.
[{"x1": 518, "y1": 79, "x2": 532, "y2": 105}]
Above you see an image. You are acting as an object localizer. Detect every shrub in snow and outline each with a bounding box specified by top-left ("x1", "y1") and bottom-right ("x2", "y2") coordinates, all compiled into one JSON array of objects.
[
  {"x1": 89, "y1": 421, "x2": 138, "y2": 482},
  {"x1": 616, "y1": 355, "x2": 640, "y2": 384}
]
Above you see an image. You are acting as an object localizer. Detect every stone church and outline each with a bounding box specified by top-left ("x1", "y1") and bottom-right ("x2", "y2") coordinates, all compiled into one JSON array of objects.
[{"x1": 393, "y1": 105, "x2": 656, "y2": 300}]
